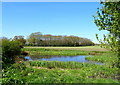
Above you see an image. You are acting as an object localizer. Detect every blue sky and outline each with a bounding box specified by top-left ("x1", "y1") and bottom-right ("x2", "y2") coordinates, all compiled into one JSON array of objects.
[
  {"x1": 2, "y1": 2, "x2": 108, "y2": 43},
  {"x1": 2, "y1": 0, "x2": 101, "y2": 2}
]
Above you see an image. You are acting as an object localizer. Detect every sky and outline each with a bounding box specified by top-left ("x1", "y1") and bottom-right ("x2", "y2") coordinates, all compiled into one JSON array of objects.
[
  {"x1": 2, "y1": 2, "x2": 108, "y2": 43},
  {"x1": 2, "y1": 0, "x2": 103, "y2": 2}
]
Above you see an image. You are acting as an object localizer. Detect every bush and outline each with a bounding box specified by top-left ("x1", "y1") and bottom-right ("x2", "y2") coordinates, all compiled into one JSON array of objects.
[{"x1": 2, "y1": 39, "x2": 22, "y2": 67}]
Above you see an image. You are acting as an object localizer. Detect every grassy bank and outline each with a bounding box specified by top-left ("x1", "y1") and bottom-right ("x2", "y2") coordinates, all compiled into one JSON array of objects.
[{"x1": 85, "y1": 53, "x2": 118, "y2": 66}]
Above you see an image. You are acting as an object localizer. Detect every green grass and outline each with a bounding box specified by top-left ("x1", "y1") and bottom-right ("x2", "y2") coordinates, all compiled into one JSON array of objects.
[
  {"x1": 2, "y1": 61, "x2": 119, "y2": 84},
  {"x1": 25, "y1": 46, "x2": 109, "y2": 51},
  {"x1": 85, "y1": 53, "x2": 118, "y2": 66},
  {"x1": 22, "y1": 48, "x2": 90, "y2": 56},
  {"x1": 22, "y1": 47, "x2": 108, "y2": 56}
]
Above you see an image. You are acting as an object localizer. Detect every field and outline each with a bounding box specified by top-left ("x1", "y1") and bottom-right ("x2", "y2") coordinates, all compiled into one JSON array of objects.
[
  {"x1": 23, "y1": 46, "x2": 109, "y2": 56},
  {"x1": 25, "y1": 46, "x2": 109, "y2": 51},
  {"x1": 2, "y1": 46, "x2": 120, "y2": 84}
]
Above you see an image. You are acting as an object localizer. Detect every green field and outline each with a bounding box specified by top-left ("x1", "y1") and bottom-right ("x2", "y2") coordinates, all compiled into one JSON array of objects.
[
  {"x1": 23, "y1": 46, "x2": 109, "y2": 56},
  {"x1": 2, "y1": 46, "x2": 119, "y2": 83},
  {"x1": 25, "y1": 46, "x2": 109, "y2": 51}
]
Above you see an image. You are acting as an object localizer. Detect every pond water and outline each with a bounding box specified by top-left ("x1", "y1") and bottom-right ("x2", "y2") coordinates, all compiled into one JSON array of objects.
[{"x1": 24, "y1": 55, "x2": 104, "y2": 65}]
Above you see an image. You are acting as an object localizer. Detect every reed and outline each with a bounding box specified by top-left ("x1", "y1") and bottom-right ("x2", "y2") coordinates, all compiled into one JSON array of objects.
[{"x1": 29, "y1": 60, "x2": 98, "y2": 69}]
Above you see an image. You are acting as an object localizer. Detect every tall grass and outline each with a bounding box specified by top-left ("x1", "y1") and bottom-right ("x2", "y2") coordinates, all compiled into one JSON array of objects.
[{"x1": 29, "y1": 60, "x2": 99, "y2": 69}]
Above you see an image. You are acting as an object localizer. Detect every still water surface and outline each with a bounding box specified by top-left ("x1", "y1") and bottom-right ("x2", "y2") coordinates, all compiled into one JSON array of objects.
[{"x1": 24, "y1": 55, "x2": 104, "y2": 65}]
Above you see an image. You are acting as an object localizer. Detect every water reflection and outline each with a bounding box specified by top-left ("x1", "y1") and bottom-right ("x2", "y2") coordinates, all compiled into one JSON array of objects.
[
  {"x1": 24, "y1": 56, "x2": 32, "y2": 61},
  {"x1": 24, "y1": 55, "x2": 104, "y2": 65}
]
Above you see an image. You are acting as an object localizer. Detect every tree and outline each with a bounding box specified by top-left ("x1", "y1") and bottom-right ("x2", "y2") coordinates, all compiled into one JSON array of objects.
[
  {"x1": 27, "y1": 32, "x2": 42, "y2": 46},
  {"x1": 13, "y1": 36, "x2": 26, "y2": 46},
  {"x1": 93, "y1": 1, "x2": 120, "y2": 67}
]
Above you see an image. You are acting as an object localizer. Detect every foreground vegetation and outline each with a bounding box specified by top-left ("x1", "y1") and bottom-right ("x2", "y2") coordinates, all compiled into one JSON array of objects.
[
  {"x1": 2, "y1": 57, "x2": 119, "y2": 83},
  {"x1": 2, "y1": 46, "x2": 119, "y2": 84}
]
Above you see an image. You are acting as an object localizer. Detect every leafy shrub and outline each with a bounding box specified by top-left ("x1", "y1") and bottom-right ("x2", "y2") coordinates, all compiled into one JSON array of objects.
[{"x1": 2, "y1": 39, "x2": 22, "y2": 68}]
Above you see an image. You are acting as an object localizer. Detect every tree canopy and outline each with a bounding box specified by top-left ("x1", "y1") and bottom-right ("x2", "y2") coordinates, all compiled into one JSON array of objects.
[
  {"x1": 13, "y1": 35, "x2": 26, "y2": 46},
  {"x1": 94, "y1": 1, "x2": 120, "y2": 52}
]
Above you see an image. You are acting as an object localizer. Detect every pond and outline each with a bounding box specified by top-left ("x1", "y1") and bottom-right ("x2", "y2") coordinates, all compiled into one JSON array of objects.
[{"x1": 24, "y1": 55, "x2": 104, "y2": 65}]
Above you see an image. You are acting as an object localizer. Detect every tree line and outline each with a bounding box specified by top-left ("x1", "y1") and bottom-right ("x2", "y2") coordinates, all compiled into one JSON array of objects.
[{"x1": 3, "y1": 32, "x2": 94, "y2": 46}]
